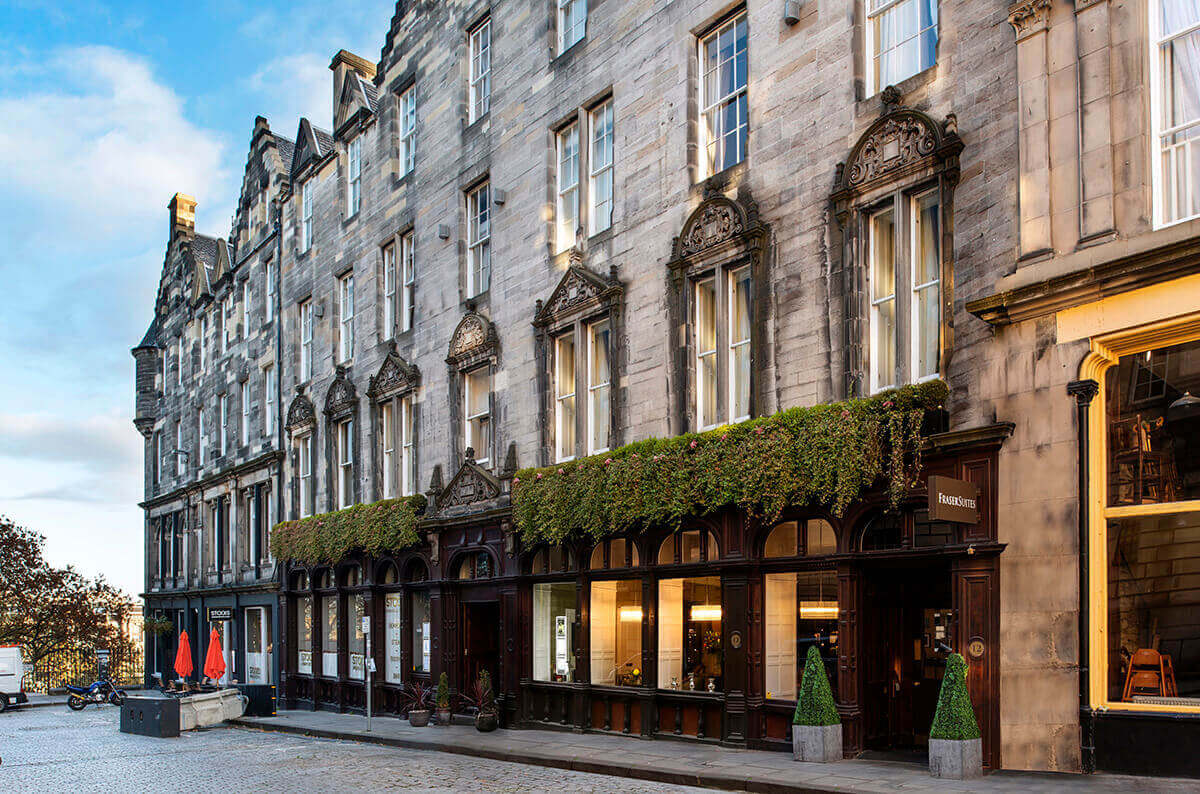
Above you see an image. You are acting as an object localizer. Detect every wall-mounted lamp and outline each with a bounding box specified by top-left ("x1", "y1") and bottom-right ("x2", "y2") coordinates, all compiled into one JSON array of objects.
[
  {"x1": 493, "y1": 189, "x2": 507, "y2": 206},
  {"x1": 437, "y1": 224, "x2": 451, "y2": 240},
  {"x1": 314, "y1": 301, "x2": 325, "y2": 318},
  {"x1": 784, "y1": 0, "x2": 802, "y2": 25}
]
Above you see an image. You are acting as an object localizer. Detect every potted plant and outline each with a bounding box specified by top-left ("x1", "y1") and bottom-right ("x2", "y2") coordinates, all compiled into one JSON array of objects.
[
  {"x1": 435, "y1": 672, "x2": 452, "y2": 726},
  {"x1": 792, "y1": 645, "x2": 841, "y2": 762},
  {"x1": 464, "y1": 670, "x2": 498, "y2": 732},
  {"x1": 928, "y1": 652, "x2": 982, "y2": 779},
  {"x1": 401, "y1": 680, "x2": 434, "y2": 727}
]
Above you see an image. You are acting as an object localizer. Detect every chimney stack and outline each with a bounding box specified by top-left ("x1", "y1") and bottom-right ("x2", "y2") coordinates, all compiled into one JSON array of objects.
[
  {"x1": 168, "y1": 193, "x2": 197, "y2": 240},
  {"x1": 329, "y1": 49, "x2": 377, "y2": 128}
]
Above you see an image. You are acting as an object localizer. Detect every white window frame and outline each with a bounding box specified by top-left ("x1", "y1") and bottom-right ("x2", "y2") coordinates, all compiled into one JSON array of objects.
[
  {"x1": 240, "y1": 380, "x2": 250, "y2": 446},
  {"x1": 727, "y1": 265, "x2": 751, "y2": 423},
  {"x1": 265, "y1": 259, "x2": 275, "y2": 323},
  {"x1": 265, "y1": 365, "x2": 276, "y2": 436},
  {"x1": 558, "y1": 0, "x2": 588, "y2": 54},
  {"x1": 297, "y1": 433, "x2": 313, "y2": 518},
  {"x1": 219, "y1": 394, "x2": 228, "y2": 458},
  {"x1": 401, "y1": 395, "x2": 415, "y2": 497},
  {"x1": 337, "y1": 418, "x2": 355, "y2": 509},
  {"x1": 694, "y1": 276, "x2": 718, "y2": 431},
  {"x1": 198, "y1": 408, "x2": 206, "y2": 467},
  {"x1": 467, "y1": 182, "x2": 491, "y2": 296},
  {"x1": 555, "y1": 331, "x2": 577, "y2": 462},
  {"x1": 699, "y1": 13, "x2": 749, "y2": 178},
  {"x1": 242, "y1": 279, "x2": 252, "y2": 336},
  {"x1": 868, "y1": 205, "x2": 897, "y2": 393},
  {"x1": 909, "y1": 188, "x2": 941, "y2": 382},
  {"x1": 589, "y1": 100, "x2": 614, "y2": 234},
  {"x1": 175, "y1": 419, "x2": 184, "y2": 473},
  {"x1": 153, "y1": 430, "x2": 162, "y2": 486},
  {"x1": 587, "y1": 319, "x2": 611, "y2": 455},
  {"x1": 866, "y1": 0, "x2": 940, "y2": 97},
  {"x1": 401, "y1": 231, "x2": 415, "y2": 333},
  {"x1": 469, "y1": 19, "x2": 491, "y2": 123},
  {"x1": 177, "y1": 336, "x2": 184, "y2": 387},
  {"x1": 200, "y1": 314, "x2": 209, "y2": 372},
  {"x1": 301, "y1": 179, "x2": 313, "y2": 253},
  {"x1": 1150, "y1": 1, "x2": 1200, "y2": 228},
  {"x1": 464, "y1": 367, "x2": 492, "y2": 466},
  {"x1": 223, "y1": 293, "x2": 234, "y2": 351},
  {"x1": 381, "y1": 400, "x2": 395, "y2": 500},
  {"x1": 347, "y1": 136, "x2": 362, "y2": 217},
  {"x1": 399, "y1": 86, "x2": 417, "y2": 177},
  {"x1": 557, "y1": 123, "x2": 580, "y2": 253},
  {"x1": 383, "y1": 242, "x2": 396, "y2": 339},
  {"x1": 339, "y1": 274, "x2": 355, "y2": 363},
  {"x1": 300, "y1": 300, "x2": 314, "y2": 382}
]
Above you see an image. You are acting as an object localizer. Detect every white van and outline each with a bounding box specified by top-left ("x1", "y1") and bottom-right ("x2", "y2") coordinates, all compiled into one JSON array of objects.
[{"x1": 0, "y1": 645, "x2": 29, "y2": 711}]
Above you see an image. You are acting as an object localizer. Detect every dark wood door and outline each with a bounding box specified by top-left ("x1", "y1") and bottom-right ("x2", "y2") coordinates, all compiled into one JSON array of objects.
[{"x1": 462, "y1": 601, "x2": 500, "y2": 695}]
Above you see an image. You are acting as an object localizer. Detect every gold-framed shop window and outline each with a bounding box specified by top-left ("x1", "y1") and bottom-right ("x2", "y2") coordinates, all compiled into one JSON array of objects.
[{"x1": 1083, "y1": 312, "x2": 1200, "y2": 715}]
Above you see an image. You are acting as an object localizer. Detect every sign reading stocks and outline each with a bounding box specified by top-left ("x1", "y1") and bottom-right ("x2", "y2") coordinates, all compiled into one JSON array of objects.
[{"x1": 927, "y1": 475, "x2": 979, "y2": 525}]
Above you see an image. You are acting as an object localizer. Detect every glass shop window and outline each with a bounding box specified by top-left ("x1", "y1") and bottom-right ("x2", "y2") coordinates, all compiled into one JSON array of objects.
[
  {"x1": 298, "y1": 597, "x2": 313, "y2": 675},
  {"x1": 530, "y1": 546, "x2": 575, "y2": 575},
  {"x1": 456, "y1": 551, "x2": 493, "y2": 580},
  {"x1": 764, "y1": 570, "x2": 839, "y2": 701},
  {"x1": 763, "y1": 519, "x2": 837, "y2": 558},
  {"x1": 349, "y1": 595, "x2": 366, "y2": 680},
  {"x1": 658, "y1": 576, "x2": 722, "y2": 692},
  {"x1": 658, "y1": 528, "x2": 719, "y2": 564},
  {"x1": 412, "y1": 590, "x2": 431, "y2": 674},
  {"x1": 385, "y1": 590, "x2": 403, "y2": 684},
  {"x1": 322, "y1": 594, "x2": 338, "y2": 677},
  {"x1": 591, "y1": 537, "x2": 639, "y2": 570},
  {"x1": 859, "y1": 511, "x2": 904, "y2": 551},
  {"x1": 533, "y1": 582, "x2": 577, "y2": 682},
  {"x1": 590, "y1": 579, "x2": 643, "y2": 686}
]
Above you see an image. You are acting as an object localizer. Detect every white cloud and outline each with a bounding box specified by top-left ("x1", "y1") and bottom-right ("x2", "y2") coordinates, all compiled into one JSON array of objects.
[
  {"x1": 0, "y1": 45, "x2": 231, "y2": 242},
  {"x1": 247, "y1": 52, "x2": 332, "y2": 133}
]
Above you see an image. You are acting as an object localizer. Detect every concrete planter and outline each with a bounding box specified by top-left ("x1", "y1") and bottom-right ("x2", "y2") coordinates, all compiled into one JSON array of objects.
[
  {"x1": 435, "y1": 707, "x2": 452, "y2": 725},
  {"x1": 475, "y1": 711, "x2": 498, "y2": 732},
  {"x1": 929, "y1": 737, "x2": 982, "y2": 779},
  {"x1": 408, "y1": 709, "x2": 431, "y2": 727},
  {"x1": 792, "y1": 723, "x2": 842, "y2": 762},
  {"x1": 178, "y1": 688, "x2": 246, "y2": 731}
]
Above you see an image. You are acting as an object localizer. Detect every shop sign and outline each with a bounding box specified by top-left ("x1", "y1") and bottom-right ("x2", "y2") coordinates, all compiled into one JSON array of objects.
[
  {"x1": 208, "y1": 607, "x2": 234, "y2": 623},
  {"x1": 554, "y1": 616, "x2": 569, "y2": 676},
  {"x1": 350, "y1": 653, "x2": 365, "y2": 678},
  {"x1": 421, "y1": 621, "x2": 431, "y2": 671},
  {"x1": 927, "y1": 476, "x2": 979, "y2": 524},
  {"x1": 385, "y1": 594, "x2": 403, "y2": 684}
]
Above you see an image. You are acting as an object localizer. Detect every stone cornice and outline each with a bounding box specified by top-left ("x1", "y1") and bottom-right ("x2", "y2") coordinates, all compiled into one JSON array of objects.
[{"x1": 1008, "y1": 0, "x2": 1052, "y2": 42}]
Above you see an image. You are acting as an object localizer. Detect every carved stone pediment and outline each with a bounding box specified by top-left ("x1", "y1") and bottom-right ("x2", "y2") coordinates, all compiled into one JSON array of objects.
[
  {"x1": 285, "y1": 388, "x2": 316, "y2": 432},
  {"x1": 834, "y1": 107, "x2": 962, "y2": 201},
  {"x1": 446, "y1": 312, "x2": 497, "y2": 367},
  {"x1": 534, "y1": 264, "x2": 618, "y2": 327},
  {"x1": 674, "y1": 195, "x2": 750, "y2": 259},
  {"x1": 368, "y1": 346, "x2": 420, "y2": 400},
  {"x1": 324, "y1": 366, "x2": 358, "y2": 419},
  {"x1": 437, "y1": 459, "x2": 502, "y2": 512}
]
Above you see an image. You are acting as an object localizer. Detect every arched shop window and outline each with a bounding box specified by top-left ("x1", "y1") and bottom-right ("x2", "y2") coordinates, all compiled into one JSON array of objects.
[
  {"x1": 657, "y1": 527, "x2": 720, "y2": 565},
  {"x1": 291, "y1": 570, "x2": 309, "y2": 590},
  {"x1": 455, "y1": 551, "x2": 493, "y2": 580},
  {"x1": 762, "y1": 519, "x2": 839, "y2": 702},
  {"x1": 1101, "y1": 335, "x2": 1200, "y2": 705},
  {"x1": 530, "y1": 546, "x2": 578, "y2": 683},
  {"x1": 341, "y1": 565, "x2": 362, "y2": 587},
  {"x1": 859, "y1": 511, "x2": 904, "y2": 551},
  {"x1": 379, "y1": 561, "x2": 399, "y2": 585},
  {"x1": 589, "y1": 536, "x2": 639, "y2": 569}
]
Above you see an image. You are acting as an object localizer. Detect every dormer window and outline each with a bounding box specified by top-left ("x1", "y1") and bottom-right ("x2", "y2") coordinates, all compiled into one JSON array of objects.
[{"x1": 346, "y1": 136, "x2": 362, "y2": 217}]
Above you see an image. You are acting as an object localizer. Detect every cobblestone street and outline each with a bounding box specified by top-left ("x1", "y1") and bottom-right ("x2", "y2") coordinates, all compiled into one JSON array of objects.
[{"x1": 0, "y1": 706, "x2": 713, "y2": 793}]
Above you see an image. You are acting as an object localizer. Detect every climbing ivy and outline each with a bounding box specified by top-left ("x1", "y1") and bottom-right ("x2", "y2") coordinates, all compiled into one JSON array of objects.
[
  {"x1": 270, "y1": 495, "x2": 427, "y2": 566},
  {"x1": 512, "y1": 380, "x2": 946, "y2": 545}
]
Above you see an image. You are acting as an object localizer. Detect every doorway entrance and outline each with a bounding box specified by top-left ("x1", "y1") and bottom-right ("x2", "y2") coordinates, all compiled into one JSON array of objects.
[
  {"x1": 861, "y1": 560, "x2": 953, "y2": 759},
  {"x1": 461, "y1": 601, "x2": 500, "y2": 696}
]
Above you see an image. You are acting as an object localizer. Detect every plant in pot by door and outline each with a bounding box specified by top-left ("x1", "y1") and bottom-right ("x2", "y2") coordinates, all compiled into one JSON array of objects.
[
  {"x1": 928, "y1": 652, "x2": 982, "y2": 779},
  {"x1": 792, "y1": 645, "x2": 842, "y2": 762},
  {"x1": 467, "y1": 670, "x2": 498, "y2": 732},
  {"x1": 402, "y1": 680, "x2": 434, "y2": 727},
  {"x1": 435, "y1": 672, "x2": 452, "y2": 726}
]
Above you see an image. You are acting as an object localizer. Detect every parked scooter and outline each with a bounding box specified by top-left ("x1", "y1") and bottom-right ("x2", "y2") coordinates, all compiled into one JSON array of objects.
[{"x1": 65, "y1": 676, "x2": 126, "y2": 710}]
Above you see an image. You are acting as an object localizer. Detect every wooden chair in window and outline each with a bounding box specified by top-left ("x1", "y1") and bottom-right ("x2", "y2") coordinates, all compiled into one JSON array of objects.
[
  {"x1": 1109, "y1": 414, "x2": 1177, "y2": 504},
  {"x1": 1122, "y1": 648, "x2": 1179, "y2": 700}
]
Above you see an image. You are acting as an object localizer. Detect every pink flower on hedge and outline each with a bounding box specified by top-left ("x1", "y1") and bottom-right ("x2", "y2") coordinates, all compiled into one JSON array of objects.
[
  {"x1": 883, "y1": 400, "x2": 894, "y2": 409},
  {"x1": 558, "y1": 468, "x2": 565, "y2": 475},
  {"x1": 513, "y1": 477, "x2": 520, "y2": 484},
  {"x1": 537, "y1": 472, "x2": 544, "y2": 480},
  {"x1": 689, "y1": 440, "x2": 698, "y2": 449},
  {"x1": 841, "y1": 410, "x2": 851, "y2": 419},
  {"x1": 754, "y1": 426, "x2": 765, "y2": 436},
  {"x1": 605, "y1": 458, "x2": 613, "y2": 465}
]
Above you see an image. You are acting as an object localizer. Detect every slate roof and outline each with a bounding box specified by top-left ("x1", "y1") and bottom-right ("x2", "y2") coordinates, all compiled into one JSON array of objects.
[
  {"x1": 134, "y1": 316, "x2": 160, "y2": 350},
  {"x1": 313, "y1": 126, "x2": 335, "y2": 157},
  {"x1": 274, "y1": 134, "x2": 296, "y2": 172},
  {"x1": 358, "y1": 74, "x2": 379, "y2": 113}
]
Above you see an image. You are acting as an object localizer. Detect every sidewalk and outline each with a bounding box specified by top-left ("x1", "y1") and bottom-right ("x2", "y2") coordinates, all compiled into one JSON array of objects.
[
  {"x1": 18, "y1": 694, "x2": 69, "y2": 709},
  {"x1": 234, "y1": 710, "x2": 1197, "y2": 793}
]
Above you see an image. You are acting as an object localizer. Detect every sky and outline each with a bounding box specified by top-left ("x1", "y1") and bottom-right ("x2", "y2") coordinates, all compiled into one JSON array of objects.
[{"x1": 0, "y1": 0, "x2": 395, "y2": 596}]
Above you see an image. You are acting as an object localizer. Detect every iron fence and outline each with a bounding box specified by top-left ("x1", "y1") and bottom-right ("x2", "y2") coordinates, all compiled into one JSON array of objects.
[{"x1": 22, "y1": 645, "x2": 144, "y2": 694}]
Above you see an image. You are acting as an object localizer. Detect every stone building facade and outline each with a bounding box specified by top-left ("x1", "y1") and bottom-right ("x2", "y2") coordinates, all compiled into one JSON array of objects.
[{"x1": 136, "y1": 0, "x2": 1200, "y2": 776}]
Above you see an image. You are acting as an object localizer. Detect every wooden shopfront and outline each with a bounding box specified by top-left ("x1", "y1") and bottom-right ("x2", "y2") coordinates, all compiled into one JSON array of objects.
[{"x1": 279, "y1": 426, "x2": 1008, "y2": 765}]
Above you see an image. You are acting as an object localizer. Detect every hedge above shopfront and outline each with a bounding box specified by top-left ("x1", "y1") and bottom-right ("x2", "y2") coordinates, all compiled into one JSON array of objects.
[
  {"x1": 513, "y1": 379, "x2": 948, "y2": 545},
  {"x1": 271, "y1": 495, "x2": 427, "y2": 566}
]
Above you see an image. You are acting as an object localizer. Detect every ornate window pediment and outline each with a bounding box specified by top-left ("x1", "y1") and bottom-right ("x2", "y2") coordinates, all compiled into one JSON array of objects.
[
  {"x1": 436, "y1": 457, "x2": 502, "y2": 513},
  {"x1": 669, "y1": 181, "x2": 766, "y2": 271},
  {"x1": 324, "y1": 366, "x2": 358, "y2": 420},
  {"x1": 446, "y1": 311, "x2": 497, "y2": 369},
  {"x1": 832, "y1": 105, "x2": 962, "y2": 211},
  {"x1": 534, "y1": 256, "x2": 621, "y2": 330},
  {"x1": 368, "y1": 344, "x2": 420, "y2": 401},
  {"x1": 285, "y1": 387, "x2": 316, "y2": 432}
]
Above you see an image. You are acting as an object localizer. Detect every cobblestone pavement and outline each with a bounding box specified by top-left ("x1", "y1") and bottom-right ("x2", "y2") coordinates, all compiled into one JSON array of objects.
[{"x1": 0, "y1": 705, "x2": 716, "y2": 793}]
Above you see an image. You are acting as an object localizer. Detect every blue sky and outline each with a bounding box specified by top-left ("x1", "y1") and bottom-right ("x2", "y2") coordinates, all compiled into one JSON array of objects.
[{"x1": 0, "y1": 0, "x2": 395, "y2": 595}]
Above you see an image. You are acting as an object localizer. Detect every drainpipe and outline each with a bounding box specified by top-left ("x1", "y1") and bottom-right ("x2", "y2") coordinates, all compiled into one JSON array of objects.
[
  {"x1": 272, "y1": 195, "x2": 285, "y2": 690},
  {"x1": 1067, "y1": 378, "x2": 1099, "y2": 774}
]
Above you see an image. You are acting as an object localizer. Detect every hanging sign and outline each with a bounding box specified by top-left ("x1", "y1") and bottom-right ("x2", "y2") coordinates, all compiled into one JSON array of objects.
[{"x1": 927, "y1": 476, "x2": 980, "y2": 524}]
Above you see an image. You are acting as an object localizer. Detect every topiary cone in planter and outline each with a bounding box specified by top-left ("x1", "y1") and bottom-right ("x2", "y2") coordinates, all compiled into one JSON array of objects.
[
  {"x1": 435, "y1": 672, "x2": 452, "y2": 726},
  {"x1": 792, "y1": 645, "x2": 842, "y2": 762},
  {"x1": 928, "y1": 653, "x2": 982, "y2": 779}
]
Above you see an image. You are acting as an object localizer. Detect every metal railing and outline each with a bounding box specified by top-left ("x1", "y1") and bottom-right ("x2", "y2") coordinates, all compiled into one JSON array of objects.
[{"x1": 22, "y1": 646, "x2": 144, "y2": 694}]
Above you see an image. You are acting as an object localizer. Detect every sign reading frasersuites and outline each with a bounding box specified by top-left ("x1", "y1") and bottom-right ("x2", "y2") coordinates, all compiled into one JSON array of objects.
[{"x1": 928, "y1": 475, "x2": 980, "y2": 525}]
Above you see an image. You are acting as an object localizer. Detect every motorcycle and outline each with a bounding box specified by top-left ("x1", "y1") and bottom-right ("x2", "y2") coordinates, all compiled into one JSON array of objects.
[{"x1": 65, "y1": 676, "x2": 126, "y2": 710}]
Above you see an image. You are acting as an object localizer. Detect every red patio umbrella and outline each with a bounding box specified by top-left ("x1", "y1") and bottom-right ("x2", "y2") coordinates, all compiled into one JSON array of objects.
[
  {"x1": 203, "y1": 627, "x2": 226, "y2": 683},
  {"x1": 174, "y1": 630, "x2": 193, "y2": 680}
]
